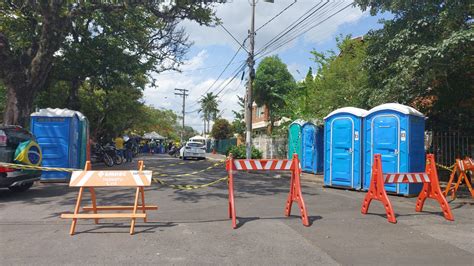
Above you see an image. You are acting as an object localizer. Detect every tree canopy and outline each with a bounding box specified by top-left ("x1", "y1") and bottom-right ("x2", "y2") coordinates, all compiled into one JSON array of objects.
[
  {"x1": 198, "y1": 92, "x2": 220, "y2": 134},
  {"x1": 355, "y1": 0, "x2": 474, "y2": 132},
  {"x1": 211, "y1": 118, "x2": 233, "y2": 140},
  {"x1": 253, "y1": 55, "x2": 296, "y2": 134},
  {"x1": 0, "y1": 1, "x2": 218, "y2": 127}
]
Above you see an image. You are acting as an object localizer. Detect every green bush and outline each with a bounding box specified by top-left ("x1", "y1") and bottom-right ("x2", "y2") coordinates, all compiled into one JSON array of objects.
[{"x1": 226, "y1": 144, "x2": 262, "y2": 159}]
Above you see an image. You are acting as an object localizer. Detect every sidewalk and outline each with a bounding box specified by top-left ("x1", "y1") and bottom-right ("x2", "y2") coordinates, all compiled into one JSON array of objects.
[{"x1": 206, "y1": 152, "x2": 226, "y2": 161}]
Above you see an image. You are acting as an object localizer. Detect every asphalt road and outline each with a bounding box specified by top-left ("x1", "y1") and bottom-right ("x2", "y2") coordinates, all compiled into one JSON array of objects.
[{"x1": 0, "y1": 153, "x2": 473, "y2": 265}]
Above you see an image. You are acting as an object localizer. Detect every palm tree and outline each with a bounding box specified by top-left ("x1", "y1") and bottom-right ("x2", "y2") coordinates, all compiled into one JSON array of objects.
[{"x1": 198, "y1": 92, "x2": 219, "y2": 134}]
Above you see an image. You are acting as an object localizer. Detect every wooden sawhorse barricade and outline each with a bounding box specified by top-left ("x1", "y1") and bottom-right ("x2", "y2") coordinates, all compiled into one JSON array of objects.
[
  {"x1": 444, "y1": 157, "x2": 474, "y2": 200},
  {"x1": 61, "y1": 161, "x2": 157, "y2": 235},
  {"x1": 361, "y1": 154, "x2": 454, "y2": 223},
  {"x1": 226, "y1": 154, "x2": 309, "y2": 229}
]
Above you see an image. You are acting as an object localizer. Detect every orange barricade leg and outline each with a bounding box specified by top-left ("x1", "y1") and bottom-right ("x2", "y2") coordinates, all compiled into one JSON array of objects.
[
  {"x1": 361, "y1": 154, "x2": 396, "y2": 223},
  {"x1": 443, "y1": 163, "x2": 458, "y2": 199},
  {"x1": 227, "y1": 156, "x2": 237, "y2": 229},
  {"x1": 416, "y1": 155, "x2": 454, "y2": 221},
  {"x1": 284, "y1": 155, "x2": 310, "y2": 226}
]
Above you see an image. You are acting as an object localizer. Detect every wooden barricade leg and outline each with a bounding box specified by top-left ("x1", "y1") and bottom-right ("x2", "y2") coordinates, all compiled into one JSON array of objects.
[
  {"x1": 89, "y1": 187, "x2": 99, "y2": 224},
  {"x1": 416, "y1": 155, "x2": 454, "y2": 221},
  {"x1": 139, "y1": 187, "x2": 147, "y2": 222},
  {"x1": 285, "y1": 155, "x2": 310, "y2": 226},
  {"x1": 130, "y1": 187, "x2": 141, "y2": 235},
  {"x1": 227, "y1": 155, "x2": 237, "y2": 229},
  {"x1": 137, "y1": 161, "x2": 147, "y2": 222},
  {"x1": 361, "y1": 154, "x2": 396, "y2": 223},
  {"x1": 70, "y1": 187, "x2": 84, "y2": 235}
]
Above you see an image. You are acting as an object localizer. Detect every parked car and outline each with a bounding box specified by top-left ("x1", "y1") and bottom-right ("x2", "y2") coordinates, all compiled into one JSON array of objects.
[
  {"x1": 179, "y1": 141, "x2": 206, "y2": 160},
  {"x1": 0, "y1": 125, "x2": 42, "y2": 192}
]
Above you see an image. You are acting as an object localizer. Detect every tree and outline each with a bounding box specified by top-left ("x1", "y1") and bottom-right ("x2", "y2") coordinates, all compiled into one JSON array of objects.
[
  {"x1": 283, "y1": 36, "x2": 372, "y2": 122},
  {"x1": 0, "y1": 2, "x2": 218, "y2": 127},
  {"x1": 355, "y1": 0, "x2": 474, "y2": 133},
  {"x1": 231, "y1": 95, "x2": 245, "y2": 136},
  {"x1": 211, "y1": 118, "x2": 233, "y2": 140},
  {"x1": 253, "y1": 55, "x2": 296, "y2": 134},
  {"x1": 198, "y1": 92, "x2": 219, "y2": 134}
]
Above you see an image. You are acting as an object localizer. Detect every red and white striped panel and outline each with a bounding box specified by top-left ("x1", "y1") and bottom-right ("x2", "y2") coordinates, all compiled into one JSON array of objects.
[
  {"x1": 384, "y1": 173, "x2": 430, "y2": 183},
  {"x1": 460, "y1": 158, "x2": 474, "y2": 171},
  {"x1": 233, "y1": 159, "x2": 292, "y2": 171}
]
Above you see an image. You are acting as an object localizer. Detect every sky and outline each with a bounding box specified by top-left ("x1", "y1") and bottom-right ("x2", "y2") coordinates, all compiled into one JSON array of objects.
[{"x1": 143, "y1": 0, "x2": 389, "y2": 133}]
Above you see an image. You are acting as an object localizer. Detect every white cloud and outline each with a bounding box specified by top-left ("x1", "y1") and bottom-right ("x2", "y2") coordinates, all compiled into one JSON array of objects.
[
  {"x1": 182, "y1": 1, "x2": 364, "y2": 53},
  {"x1": 144, "y1": 50, "x2": 245, "y2": 133}
]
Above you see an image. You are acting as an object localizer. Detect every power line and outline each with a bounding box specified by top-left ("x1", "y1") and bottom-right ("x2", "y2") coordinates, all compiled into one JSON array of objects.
[
  {"x1": 255, "y1": 0, "x2": 297, "y2": 32},
  {"x1": 255, "y1": 1, "x2": 329, "y2": 56},
  {"x1": 257, "y1": 2, "x2": 354, "y2": 59},
  {"x1": 219, "y1": 24, "x2": 250, "y2": 53}
]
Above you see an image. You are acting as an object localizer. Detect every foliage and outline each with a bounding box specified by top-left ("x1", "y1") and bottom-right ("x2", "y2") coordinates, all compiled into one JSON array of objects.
[
  {"x1": 284, "y1": 36, "x2": 370, "y2": 122},
  {"x1": 211, "y1": 118, "x2": 233, "y2": 140},
  {"x1": 226, "y1": 145, "x2": 262, "y2": 159},
  {"x1": 231, "y1": 95, "x2": 245, "y2": 136},
  {"x1": 0, "y1": 1, "x2": 219, "y2": 126},
  {"x1": 355, "y1": 0, "x2": 474, "y2": 133},
  {"x1": 198, "y1": 92, "x2": 220, "y2": 134},
  {"x1": 181, "y1": 125, "x2": 199, "y2": 142},
  {"x1": 254, "y1": 55, "x2": 296, "y2": 134},
  {"x1": 130, "y1": 106, "x2": 179, "y2": 140}
]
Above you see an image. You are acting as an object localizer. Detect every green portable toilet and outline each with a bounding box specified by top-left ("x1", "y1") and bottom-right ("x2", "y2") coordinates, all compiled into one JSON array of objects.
[
  {"x1": 288, "y1": 119, "x2": 305, "y2": 159},
  {"x1": 75, "y1": 112, "x2": 89, "y2": 169}
]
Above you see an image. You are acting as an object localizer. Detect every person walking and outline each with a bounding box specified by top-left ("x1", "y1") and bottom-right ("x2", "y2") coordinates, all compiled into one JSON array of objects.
[
  {"x1": 114, "y1": 135, "x2": 125, "y2": 159},
  {"x1": 124, "y1": 138, "x2": 133, "y2": 163}
]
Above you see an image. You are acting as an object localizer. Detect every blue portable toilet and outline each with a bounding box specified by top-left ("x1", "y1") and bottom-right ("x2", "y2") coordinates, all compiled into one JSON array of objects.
[
  {"x1": 31, "y1": 108, "x2": 82, "y2": 181},
  {"x1": 288, "y1": 119, "x2": 305, "y2": 160},
  {"x1": 301, "y1": 122, "x2": 324, "y2": 174},
  {"x1": 363, "y1": 103, "x2": 426, "y2": 195},
  {"x1": 324, "y1": 107, "x2": 367, "y2": 189}
]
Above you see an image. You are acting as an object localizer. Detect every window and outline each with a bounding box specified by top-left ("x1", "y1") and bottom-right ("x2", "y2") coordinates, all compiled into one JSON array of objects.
[{"x1": 256, "y1": 105, "x2": 265, "y2": 118}]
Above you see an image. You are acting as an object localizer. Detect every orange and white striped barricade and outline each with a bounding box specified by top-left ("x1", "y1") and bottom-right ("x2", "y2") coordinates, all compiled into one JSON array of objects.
[
  {"x1": 361, "y1": 154, "x2": 454, "y2": 223},
  {"x1": 444, "y1": 157, "x2": 474, "y2": 200},
  {"x1": 61, "y1": 161, "x2": 157, "y2": 235},
  {"x1": 226, "y1": 153, "x2": 309, "y2": 229}
]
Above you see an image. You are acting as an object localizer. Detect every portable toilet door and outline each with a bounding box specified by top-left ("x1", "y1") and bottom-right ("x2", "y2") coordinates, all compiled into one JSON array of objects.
[
  {"x1": 30, "y1": 108, "x2": 81, "y2": 181},
  {"x1": 301, "y1": 122, "x2": 324, "y2": 174},
  {"x1": 363, "y1": 103, "x2": 426, "y2": 196},
  {"x1": 324, "y1": 107, "x2": 367, "y2": 189},
  {"x1": 288, "y1": 120, "x2": 305, "y2": 159}
]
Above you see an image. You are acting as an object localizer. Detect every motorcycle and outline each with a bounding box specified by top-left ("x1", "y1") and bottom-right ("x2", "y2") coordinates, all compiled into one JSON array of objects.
[
  {"x1": 90, "y1": 144, "x2": 114, "y2": 167},
  {"x1": 168, "y1": 145, "x2": 182, "y2": 158},
  {"x1": 104, "y1": 142, "x2": 123, "y2": 165}
]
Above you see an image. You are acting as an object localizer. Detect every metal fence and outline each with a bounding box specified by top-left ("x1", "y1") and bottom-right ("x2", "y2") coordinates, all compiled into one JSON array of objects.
[
  {"x1": 428, "y1": 131, "x2": 474, "y2": 167},
  {"x1": 215, "y1": 138, "x2": 237, "y2": 155}
]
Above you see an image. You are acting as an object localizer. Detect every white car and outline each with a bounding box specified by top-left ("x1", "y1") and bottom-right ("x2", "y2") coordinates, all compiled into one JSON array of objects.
[{"x1": 180, "y1": 141, "x2": 206, "y2": 160}]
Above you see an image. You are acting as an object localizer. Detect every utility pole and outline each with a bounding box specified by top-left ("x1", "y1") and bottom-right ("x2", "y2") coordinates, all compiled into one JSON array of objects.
[
  {"x1": 245, "y1": 0, "x2": 256, "y2": 159},
  {"x1": 174, "y1": 88, "x2": 189, "y2": 144}
]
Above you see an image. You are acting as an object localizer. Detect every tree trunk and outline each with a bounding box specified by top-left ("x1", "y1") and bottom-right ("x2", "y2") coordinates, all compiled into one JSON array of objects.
[
  {"x1": 0, "y1": 3, "x2": 68, "y2": 127},
  {"x1": 203, "y1": 119, "x2": 206, "y2": 135},
  {"x1": 3, "y1": 83, "x2": 34, "y2": 128},
  {"x1": 66, "y1": 78, "x2": 82, "y2": 110}
]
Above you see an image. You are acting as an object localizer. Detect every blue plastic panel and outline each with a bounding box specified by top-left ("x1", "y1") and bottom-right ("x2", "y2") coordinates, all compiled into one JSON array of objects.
[
  {"x1": 363, "y1": 109, "x2": 425, "y2": 195},
  {"x1": 324, "y1": 114, "x2": 362, "y2": 189}
]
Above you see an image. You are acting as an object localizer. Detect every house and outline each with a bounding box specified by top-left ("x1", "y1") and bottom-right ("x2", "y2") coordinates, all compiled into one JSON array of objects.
[{"x1": 251, "y1": 103, "x2": 289, "y2": 135}]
